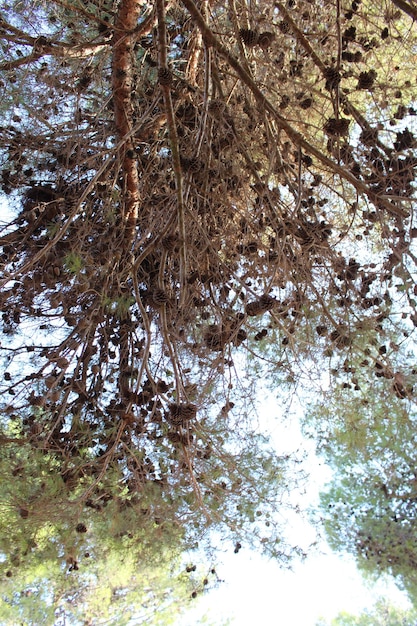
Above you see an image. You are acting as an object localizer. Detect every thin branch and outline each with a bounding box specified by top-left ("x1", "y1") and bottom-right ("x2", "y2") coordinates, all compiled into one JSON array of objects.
[
  {"x1": 0, "y1": 154, "x2": 116, "y2": 288},
  {"x1": 0, "y1": 51, "x2": 43, "y2": 71},
  {"x1": 0, "y1": 42, "x2": 110, "y2": 70},
  {"x1": 0, "y1": 14, "x2": 111, "y2": 67},
  {"x1": 274, "y1": 2, "x2": 326, "y2": 71},
  {"x1": 276, "y1": 1, "x2": 392, "y2": 157}
]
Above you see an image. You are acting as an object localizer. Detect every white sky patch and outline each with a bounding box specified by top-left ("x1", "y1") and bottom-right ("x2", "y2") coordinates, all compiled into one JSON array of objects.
[
  {"x1": 178, "y1": 547, "x2": 412, "y2": 626},
  {"x1": 176, "y1": 391, "x2": 413, "y2": 625}
]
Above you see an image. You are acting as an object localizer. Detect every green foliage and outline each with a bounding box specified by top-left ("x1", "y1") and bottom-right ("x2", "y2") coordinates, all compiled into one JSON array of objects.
[
  {"x1": 63, "y1": 252, "x2": 84, "y2": 274},
  {"x1": 0, "y1": 404, "x2": 301, "y2": 621},
  {"x1": 316, "y1": 598, "x2": 417, "y2": 626},
  {"x1": 102, "y1": 294, "x2": 136, "y2": 318},
  {"x1": 0, "y1": 436, "x2": 197, "y2": 625},
  {"x1": 304, "y1": 325, "x2": 417, "y2": 604}
]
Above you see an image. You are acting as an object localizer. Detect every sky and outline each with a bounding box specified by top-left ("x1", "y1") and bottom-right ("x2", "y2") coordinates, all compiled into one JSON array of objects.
[
  {"x1": 176, "y1": 391, "x2": 413, "y2": 626},
  {"x1": 177, "y1": 547, "x2": 412, "y2": 626}
]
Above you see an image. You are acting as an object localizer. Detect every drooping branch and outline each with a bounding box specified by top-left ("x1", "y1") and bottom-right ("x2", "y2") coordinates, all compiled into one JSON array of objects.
[
  {"x1": 156, "y1": 0, "x2": 187, "y2": 299},
  {"x1": 0, "y1": 155, "x2": 115, "y2": 289},
  {"x1": 274, "y1": 2, "x2": 325, "y2": 72},
  {"x1": 275, "y1": 1, "x2": 392, "y2": 157}
]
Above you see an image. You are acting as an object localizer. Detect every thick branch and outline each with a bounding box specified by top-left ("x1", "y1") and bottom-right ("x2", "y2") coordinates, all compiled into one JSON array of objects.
[
  {"x1": 0, "y1": 51, "x2": 42, "y2": 71},
  {"x1": 391, "y1": 0, "x2": 417, "y2": 20},
  {"x1": 0, "y1": 9, "x2": 155, "y2": 70},
  {"x1": 111, "y1": 0, "x2": 142, "y2": 241},
  {"x1": 0, "y1": 16, "x2": 109, "y2": 67},
  {"x1": 0, "y1": 42, "x2": 109, "y2": 71}
]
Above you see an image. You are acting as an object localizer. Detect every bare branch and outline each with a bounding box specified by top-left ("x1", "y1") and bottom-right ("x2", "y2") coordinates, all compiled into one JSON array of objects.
[
  {"x1": 156, "y1": 0, "x2": 187, "y2": 299},
  {"x1": 391, "y1": 0, "x2": 417, "y2": 20}
]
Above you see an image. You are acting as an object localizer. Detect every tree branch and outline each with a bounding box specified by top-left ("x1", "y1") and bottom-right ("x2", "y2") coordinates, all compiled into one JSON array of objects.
[
  {"x1": 391, "y1": 0, "x2": 417, "y2": 20},
  {"x1": 111, "y1": 0, "x2": 142, "y2": 243},
  {"x1": 156, "y1": 0, "x2": 187, "y2": 300},
  {"x1": 0, "y1": 12, "x2": 155, "y2": 67},
  {"x1": 181, "y1": 0, "x2": 409, "y2": 218}
]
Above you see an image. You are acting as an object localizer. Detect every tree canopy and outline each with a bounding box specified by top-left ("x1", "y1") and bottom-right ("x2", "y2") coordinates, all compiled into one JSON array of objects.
[
  {"x1": 304, "y1": 327, "x2": 417, "y2": 603},
  {"x1": 0, "y1": 0, "x2": 417, "y2": 620},
  {"x1": 315, "y1": 597, "x2": 417, "y2": 626}
]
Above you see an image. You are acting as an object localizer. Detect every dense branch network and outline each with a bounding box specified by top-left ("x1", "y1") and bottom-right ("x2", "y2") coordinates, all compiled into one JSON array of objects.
[{"x1": 0, "y1": 0, "x2": 416, "y2": 578}]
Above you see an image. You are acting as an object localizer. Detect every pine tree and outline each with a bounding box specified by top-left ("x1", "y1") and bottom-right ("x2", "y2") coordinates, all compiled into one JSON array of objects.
[
  {"x1": 1, "y1": 0, "x2": 417, "y2": 615},
  {"x1": 304, "y1": 320, "x2": 417, "y2": 604},
  {"x1": 316, "y1": 597, "x2": 417, "y2": 626}
]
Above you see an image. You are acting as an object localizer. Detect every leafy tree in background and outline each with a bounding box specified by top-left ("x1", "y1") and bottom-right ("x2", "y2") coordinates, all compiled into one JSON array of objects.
[
  {"x1": 0, "y1": 0, "x2": 416, "y2": 619},
  {"x1": 315, "y1": 597, "x2": 417, "y2": 626},
  {"x1": 0, "y1": 412, "x2": 299, "y2": 623},
  {"x1": 0, "y1": 436, "x2": 203, "y2": 625},
  {"x1": 304, "y1": 328, "x2": 417, "y2": 604}
]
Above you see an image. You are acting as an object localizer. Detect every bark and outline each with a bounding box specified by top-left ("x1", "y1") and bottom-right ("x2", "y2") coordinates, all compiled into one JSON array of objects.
[
  {"x1": 111, "y1": 0, "x2": 143, "y2": 404},
  {"x1": 111, "y1": 0, "x2": 143, "y2": 241}
]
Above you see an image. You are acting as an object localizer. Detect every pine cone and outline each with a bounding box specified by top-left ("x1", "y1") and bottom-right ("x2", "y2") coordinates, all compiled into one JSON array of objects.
[
  {"x1": 239, "y1": 28, "x2": 259, "y2": 47},
  {"x1": 278, "y1": 20, "x2": 290, "y2": 34},
  {"x1": 300, "y1": 97, "x2": 313, "y2": 110},
  {"x1": 161, "y1": 234, "x2": 179, "y2": 252},
  {"x1": 258, "y1": 31, "x2": 275, "y2": 50},
  {"x1": 394, "y1": 129, "x2": 415, "y2": 151},
  {"x1": 168, "y1": 403, "x2": 197, "y2": 425},
  {"x1": 156, "y1": 379, "x2": 170, "y2": 393},
  {"x1": 324, "y1": 67, "x2": 341, "y2": 90},
  {"x1": 204, "y1": 325, "x2": 229, "y2": 350},
  {"x1": 167, "y1": 431, "x2": 191, "y2": 445},
  {"x1": 208, "y1": 99, "x2": 226, "y2": 119},
  {"x1": 152, "y1": 288, "x2": 169, "y2": 306},
  {"x1": 234, "y1": 328, "x2": 247, "y2": 346},
  {"x1": 158, "y1": 67, "x2": 173, "y2": 86},
  {"x1": 246, "y1": 294, "x2": 276, "y2": 316},
  {"x1": 357, "y1": 70, "x2": 376, "y2": 90},
  {"x1": 76, "y1": 523, "x2": 87, "y2": 533},
  {"x1": 324, "y1": 117, "x2": 350, "y2": 137},
  {"x1": 360, "y1": 128, "x2": 378, "y2": 146},
  {"x1": 263, "y1": 294, "x2": 276, "y2": 309}
]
